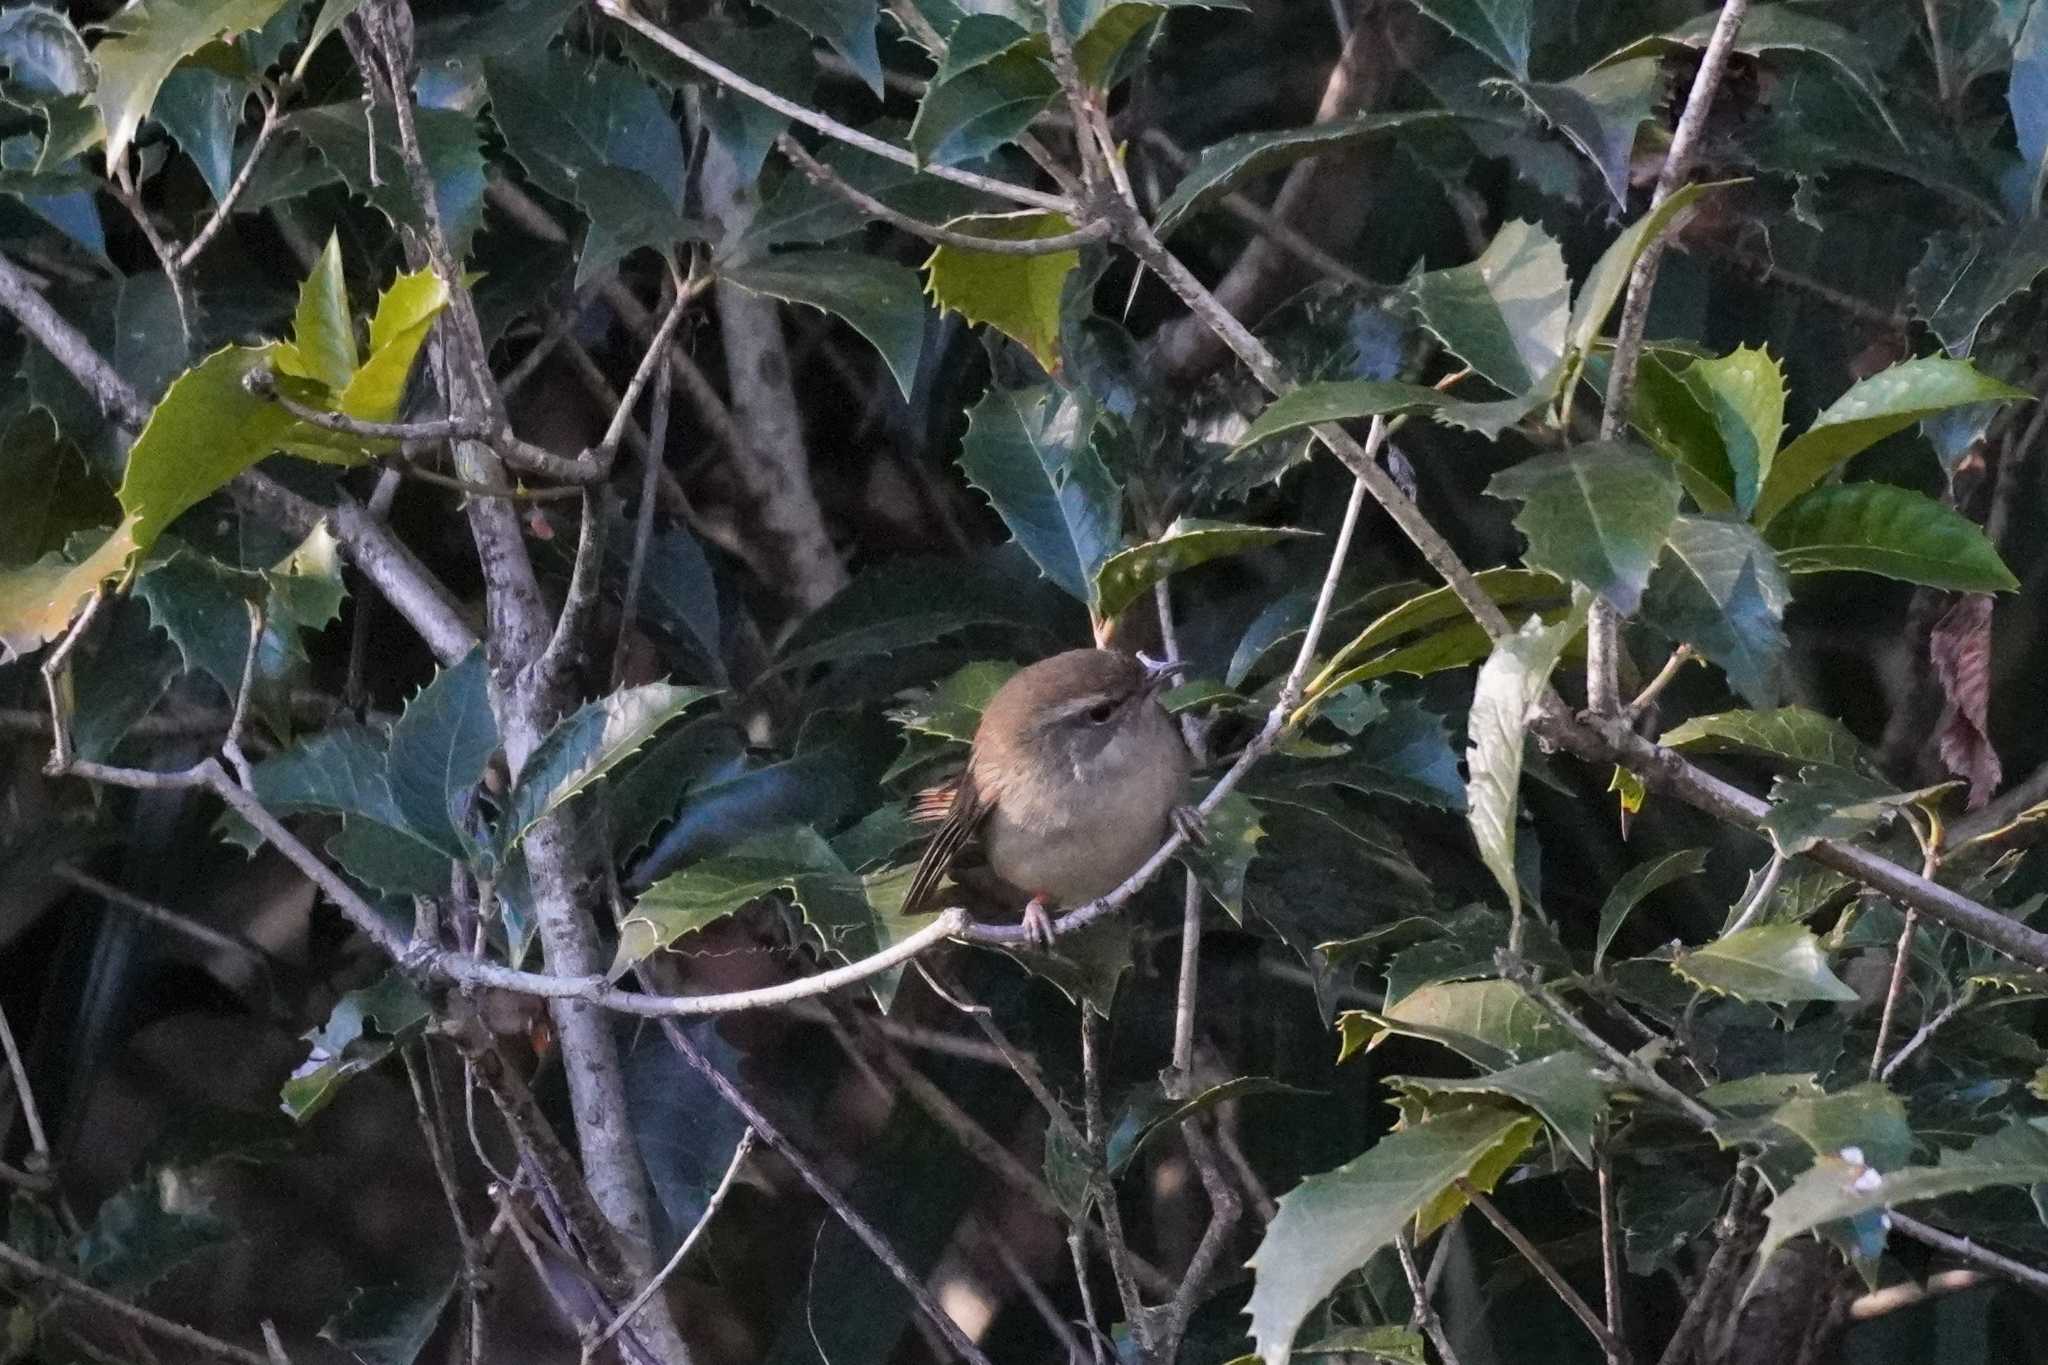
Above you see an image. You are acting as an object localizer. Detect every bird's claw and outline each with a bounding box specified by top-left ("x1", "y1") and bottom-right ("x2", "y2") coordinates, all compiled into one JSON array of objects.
[
  {"x1": 1021, "y1": 898, "x2": 1058, "y2": 951},
  {"x1": 1172, "y1": 803, "x2": 1209, "y2": 848}
]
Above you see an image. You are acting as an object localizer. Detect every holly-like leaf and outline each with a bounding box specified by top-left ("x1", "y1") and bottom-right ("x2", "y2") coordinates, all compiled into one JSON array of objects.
[
  {"x1": 1106, "y1": 1074, "x2": 1306, "y2": 1177},
  {"x1": 91, "y1": 0, "x2": 289, "y2": 168},
  {"x1": 1245, "y1": 1105, "x2": 1542, "y2": 1365},
  {"x1": 280, "y1": 972, "x2": 429, "y2": 1123},
  {"x1": 1682, "y1": 345, "x2": 1786, "y2": 517},
  {"x1": 1763, "y1": 484, "x2": 2019, "y2": 592},
  {"x1": 1497, "y1": 58, "x2": 1659, "y2": 207},
  {"x1": 1408, "y1": 0, "x2": 1531, "y2": 77},
  {"x1": 1069, "y1": 0, "x2": 1247, "y2": 85},
  {"x1": 1092, "y1": 518, "x2": 1313, "y2": 623},
  {"x1": 1672, "y1": 923, "x2": 1860, "y2": 1005},
  {"x1": 333, "y1": 267, "x2": 450, "y2": 425},
  {"x1": 1594, "y1": 847, "x2": 1708, "y2": 975},
  {"x1": 501, "y1": 684, "x2": 716, "y2": 850},
  {"x1": 1930, "y1": 593, "x2": 2001, "y2": 809},
  {"x1": 955, "y1": 385, "x2": 1121, "y2": 608},
  {"x1": 1233, "y1": 380, "x2": 1474, "y2": 450},
  {"x1": 1756, "y1": 1119, "x2": 2048, "y2": 1273},
  {"x1": 758, "y1": 0, "x2": 882, "y2": 95},
  {"x1": 288, "y1": 102, "x2": 486, "y2": 255},
  {"x1": 1622, "y1": 349, "x2": 1738, "y2": 512},
  {"x1": 1659, "y1": 706, "x2": 1868, "y2": 769},
  {"x1": 1488, "y1": 442, "x2": 1680, "y2": 615},
  {"x1": 1761, "y1": 764, "x2": 1944, "y2": 856},
  {"x1": 1154, "y1": 110, "x2": 1450, "y2": 235},
  {"x1": 318, "y1": 1275, "x2": 458, "y2": 1365},
  {"x1": 1753, "y1": 358, "x2": 2029, "y2": 527},
  {"x1": 726, "y1": 250, "x2": 927, "y2": 400},
  {"x1": 120, "y1": 344, "x2": 310, "y2": 547},
  {"x1": 1409, "y1": 218, "x2": 1568, "y2": 395},
  {"x1": 153, "y1": 64, "x2": 242, "y2": 204},
  {"x1": 385, "y1": 649, "x2": 497, "y2": 862},
  {"x1": 907, "y1": 17, "x2": 1057, "y2": 167},
  {"x1": 1639, "y1": 515, "x2": 1790, "y2": 707},
  {"x1": 0, "y1": 519, "x2": 142, "y2": 660},
  {"x1": 749, "y1": 124, "x2": 989, "y2": 249},
  {"x1": 1309, "y1": 569, "x2": 1567, "y2": 697},
  {"x1": 924, "y1": 211, "x2": 1084, "y2": 376},
  {"x1": 1466, "y1": 608, "x2": 1580, "y2": 916},
  {"x1": 1179, "y1": 787, "x2": 1262, "y2": 922},
  {"x1": 1386, "y1": 1050, "x2": 1609, "y2": 1166},
  {"x1": 1908, "y1": 220, "x2": 2048, "y2": 358},
  {"x1": 275, "y1": 232, "x2": 358, "y2": 392},
  {"x1": 1340, "y1": 979, "x2": 1571, "y2": 1070},
  {"x1": 1567, "y1": 181, "x2": 1727, "y2": 357},
  {"x1": 75, "y1": 1178, "x2": 227, "y2": 1296}
]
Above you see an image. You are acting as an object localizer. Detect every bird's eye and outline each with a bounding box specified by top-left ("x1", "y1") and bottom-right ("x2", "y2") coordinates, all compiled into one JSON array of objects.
[{"x1": 1085, "y1": 700, "x2": 1117, "y2": 724}]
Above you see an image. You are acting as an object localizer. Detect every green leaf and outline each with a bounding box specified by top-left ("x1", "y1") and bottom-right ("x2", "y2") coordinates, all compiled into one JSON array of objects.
[
  {"x1": 1293, "y1": 1327, "x2": 1428, "y2": 1363},
  {"x1": 1659, "y1": 706, "x2": 1868, "y2": 769},
  {"x1": 1594, "y1": 848, "x2": 1708, "y2": 975},
  {"x1": 1567, "y1": 181, "x2": 1728, "y2": 358},
  {"x1": 1761, "y1": 765, "x2": 1944, "y2": 856},
  {"x1": 1409, "y1": 218, "x2": 1568, "y2": 395},
  {"x1": 923, "y1": 211, "x2": 1084, "y2": 376},
  {"x1": 907, "y1": 20, "x2": 1056, "y2": 167},
  {"x1": 318, "y1": 1275, "x2": 458, "y2": 1365},
  {"x1": 1753, "y1": 357, "x2": 2029, "y2": 526},
  {"x1": 1179, "y1": 787, "x2": 1262, "y2": 922},
  {"x1": 1092, "y1": 517, "x2": 1313, "y2": 623},
  {"x1": 1488, "y1": 441, "x2": 1679, "y2": 615},
  {"x1": 501, "y1": 684, "x2": 716, "y2": 850},
  {"x1": 118, "y1": 344, "x2": 306, "y2": 549},
  {"x1": 1154, "y1": 110, "x2": 1450, "y2": 236},
  {"x1": 1070, "y1": 0, "x2": 1246, "y2": 85},
  {"x1": 1310, "y1": 569, "x2": 1566, "y2": 694},
  {"x1": 288, "y1": 102, "x2": 487, "y2": 256},
  {"x1": 1233, "y1": 380, "x2": 1469, "y2": 450},
  {"x1": 153, "y1": 64, "x2": 241, "y2": 203},
  {"x1": 91, "y1": 0, "x2": 289, "y2": 168},
  {"x1": 280, "y1": 972, "x2": 429, "y2": 1123},
  {"x1": 1386, "y1": 1050, "x2": 1610, "y2": 1166},
  {"x1": 889, "y1": 658, "x2": 1018, "y2": 742},
  {"x1": 624, "y1": 16, "x2": 813, "y2": 182},
  {"x1": 758, "y1": 0, "x2": 881, "y2": 95},
  {"x1": 1639, "y1": 516, "x2": 1790, "y2": 707},
  {"x1": 0, "y1": 520, "x2": 143, "y2": 659},
  {"x1": 1763, "y1": 484, "x2": 2019, "y2": 592},
  {"x1": 1498, "y1": 58, "x2": 1659, "y2": 207},
  {"x1": 1106, "y1": 1075, "x2": 1307, "y2": 1177},
  {"x1": 1756, "y1": 1119, "x2": 2048, "y2": 1273},
  {"x1": 726, "y1": 250, "x2": 928, "y2": 400},
  {"x1": 1340, "y1": 979, "x2": 1572, "y2": 1070},
  {"x1": 76, "y1": 1178, "x2": 227, "y2": 1296},
  {"x1": 772, "y1": 554, "x2": 1069, "y2": 674},
  {"x1": 385, "y1": 649, "x2": 497, "y2": 861},
  {"x1": 1466, "y1": 608, "x2": 1580, "y2": 916},
  {"x1": 1908, "y1": 220, "x2": 2048, "y2": 358},
  {"x1": 1623, "y1": 349, "x2": 1738, "y2": 512},
  {"x1": 748, "y1": 124, "x2": 989, "y2": 249},
  {"x1": 1245, "y1": 1105, "x2": 1542, "y2": 1365},
  {"x1": 135, "y1": 549, "x2": 301, "y2": 729},
  {"x1": 334, "y1": 267, "x2": 450, "y2": 424},
  {"x1": 955, "y1": 385, "x2": 1121, "y2": 608},
  {"x1": 1682, "y1": 345, "x2": 1786, "y2": 516},
  {"x1": 1671, "y1": 923, "x2": 1860, "y2": 1005},
  {"x1": 276, "y1": 233, "x2": 358, "y2": 391},
  {"x1": 1408, "y1": 0, "x2": 1530, "y2": 77},
  {"x1": 1762, "y1": 1082, "x2": 1913, "y2": 1171},
  {"x1": 1289, "y1": 693, "x2": 1465, "y2": 810}
]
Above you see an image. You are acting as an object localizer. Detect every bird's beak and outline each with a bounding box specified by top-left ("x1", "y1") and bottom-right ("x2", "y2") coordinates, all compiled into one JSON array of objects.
[{"x1": 1136, "y1": 651, "x2": 1190, "y2": 696}]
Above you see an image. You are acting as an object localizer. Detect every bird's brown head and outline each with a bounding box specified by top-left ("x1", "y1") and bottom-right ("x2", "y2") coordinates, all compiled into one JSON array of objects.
[{"x1": 971, "y1": 648, "x2": 1183, "y2": 783}]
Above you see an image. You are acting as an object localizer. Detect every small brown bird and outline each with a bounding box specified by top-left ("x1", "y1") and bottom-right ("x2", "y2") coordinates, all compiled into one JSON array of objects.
[{"x1": 905, "y1": 648, "x2": 1194, "y2": 945}]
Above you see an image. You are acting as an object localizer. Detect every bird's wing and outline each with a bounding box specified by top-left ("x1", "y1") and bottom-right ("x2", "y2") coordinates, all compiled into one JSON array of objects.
[{"x1": 903, "y1": 769, "x2": 989, "y2": 914}]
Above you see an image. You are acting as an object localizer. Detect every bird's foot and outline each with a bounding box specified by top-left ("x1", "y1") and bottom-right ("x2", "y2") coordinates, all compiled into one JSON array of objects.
[
  {"x1": 1021, "y1": 897, "x2": 1058, "y2": 951},
  {"x1": 1172, "y1": 803, "x2": 1209, "y2": 848}
]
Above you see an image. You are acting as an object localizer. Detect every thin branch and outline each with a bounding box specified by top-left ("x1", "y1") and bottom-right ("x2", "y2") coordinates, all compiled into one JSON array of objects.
[
  {"x1": 0, "y1": 1001, "x2": 49, "y2": 1169},
  {"x1": 776, "y1": 135, "x2": 1110, "y2": 251},
  {"x1": 585, "y1": 1130, "x2": 757, "y2": 1362},
  {"x1": 1627, "y1": 645, "x2": 1692, "y2": 720},
  {"x1": 54, "y1": 863, "x2": 272, "y2": 973},
  {"x1": 221, "y1": 600, "x2": 265, "y2": 788},
  {"x1": 1597, "y1": 1145, "x2": 1628, "y2": 1365},
  {"x1": 1397, "y1": 1230, "x2": 1462, "y2": 1365},
  {"x1": 1654, "y1": 1171, "x2": 1755, "y2": 1365},
  {"x1": 1498, "y1": 957, "x2": 1718, "y2": 1128},
  {"x1": 1457, "y1": 1179, "x2": 1625, "y2": 1360},
  {"x1": 595, "y1": 0, "x2": 1075, "y2": 215},
  {"x1": 242, "y1": 373, "x2": 494, "y2": 443},
  {"x1": 612, "y1": 320, "x2": 675, "y2": 688},
  {"x1": 0, "y1": 1239, "x2": 270, "y2": 1365},
  {"x1": 0, "y1": 249, "x2": 151, "y2": 430},
  {"x1": 1869, "y1": 908, "x2": 1921, "y2": 1079},
  {"x1": 403, "y1": 1046, "x2": 484, "y2": 1365},
  {"x1": 1080, "y1": 1008, "x2": 1149, "y2": 1345},
  {"x1": 1880, "y1": 983, "x2": 1977, "y2": 1081},
  {"x1": 988, "y1": 1227, "x2": 1084, "y2": 1363},
  {"x1": 1890, "y1": 1213, "x2": 2048, "y2": 1296},
  {"x1": 176, "y1": 90, "x2": 288, "y2": 270},
  {"x1": 1587, "y1": 0, "x2": 1753, "y2": 715},
  {"x1": 657, "y1": 1020, "x2": 997, "y2": 1365}
]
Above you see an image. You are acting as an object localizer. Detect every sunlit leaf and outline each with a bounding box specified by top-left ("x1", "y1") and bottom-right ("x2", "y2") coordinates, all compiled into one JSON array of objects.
[
  {"x1": 1764, "y1": 484, "x2": 2019, "y2": 592},
  {"x1": 1672, "y1": 923, "x2": 1859, "y2": 1005},
  {"x1": 92, "y1": 0, "x2": 289, "y2": 168},
  {"x1": 1466, "y1": 607, "x2": 1580, "y2": 915},
  {"x1": 1092, "y1": 517, "x2": 1313, "y2": 622},
  {"x1": 924, "y1": 211, "x2": 1084, "y2": 376}
]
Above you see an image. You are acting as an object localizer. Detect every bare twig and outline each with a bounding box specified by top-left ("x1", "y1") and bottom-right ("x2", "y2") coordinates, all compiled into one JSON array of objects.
[
  {"x1": 1880, "y1": 984, "x2": 1977, "y2": 1081},
  {"x1": 1080, "y1": 1008, "x2": 1148, "y2": 1344},
  {"x1": 776, "y1": 135, "x2": 1108, "y2": 251},
  {"x1": 612, "y1": 302, "x2": 677, "y2": 688},
  {"x1": 1597, "y1": 1145, "x2": 1628, "y2": 1365},
  {"x1": 1458, "y1": 1179, "x2": 1624, "y2": 1360},
  {"x1": 658, "y1": 1021, "x2": 997, "y2": 1365},
  {"x1": 403, "y1": 1046, "x2": 483, "y2": 1365},
  {"x1": 0, "y1": 1002, "x2": 49, "y2": 1169},
  {"x1": 176, "y1": 91, "x2": 288, "y2": 270},
  {"x1": 1497, "y1": 957, "x2": 1718, "y2": 1129},
  {"x1": 0, "y1": 1239, "x2": 270, "y2": 1365},
  {"x1": 53, "y1": 863, "x2": 272, "y2": 974},
  {"x1": 1398, "y1": 1230, "x2": 1462, "y2": 1365},
  {"x1": 1890, "y1": 1213, "x2": 2048, "y2": 1296},
  {"x1": 1872, "y1": 837, "x2": 1941, "y2": 1077}
]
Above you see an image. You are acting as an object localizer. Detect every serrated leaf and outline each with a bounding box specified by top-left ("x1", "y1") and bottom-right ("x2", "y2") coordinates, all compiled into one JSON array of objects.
[
  {"x1": 334, "y1": 268, "x2": 449, "y2": 424},
  {"x1": 1092, "y1": 517, "x2": 1313, "y2": 622},
  {"x1": 1179, "y1": 787, "x2": 1261, "y2": 922},
  {"x1": 1233, "y1": 379, "x2": 1467, "y2": 450},
  {"x1": 759, "y1": 0, "x2": 881, "y2": 94},
  {"x1": 280, "y1": 972, "x2": 429, "y2": 1123},
  {"x1": 1594, "y1": 847, "x2": 1708, "y2": 975},
  {"x1": 1294, "y1": 1327, "x2": 1427, "y2": 1363},
  {"x1": 1908, "y1": 220, "x2": 2048, "y2": 358},
  {"x1": 1290, "y1": 692, "x2": 1465, "y2": 810},
  {"x1": 1408, "y1": 0, "x2": 1531, "y2": 77},
  {"x1": 1682, "y1": 345, "x2": 1785, "y2": 517},
  {"x1": 1567, "y1": 181, "x2": 1728, "y2": 358},
  {"x1": 1246, "y1": 1105, "x2": 1541, "y2": 1365},
  {"x1": 1763, "y1": 1082, "x2": 1913, "y2": 1171},
  {"x1": 908, "y1": 22, "x2": 1056, "y2": 167},
  {"x1": 772, "y1": 554, "x2": 1068, "y2": 674},
  {"x1": 1659, "y1": 706, "x2": 1868, "y2": 768},
  {"x1": 1761, "y1": 764, "x2": 1944, "y2": 856},
  {"x1": 0, "y1": 518, "x2": 142, "y2": 659},
  {"x1": 501, "y1": 684, "x2": 716, "y2": 850},
  {"x1": 275, "y1": 232, "x2": 357, "y2": 391},
  {"x1": 1070, "y1": 0, "x2": 1246, "y2": 85},
  {"x1": 1387, "y1": 1050, "x2": 1609, "y2": 1167},
  {"x1": 1154, "y1": 110, "x2": 1450, "y2": 236},
  {"x1": 91, "y1": 0, "x2": 289, "y2": 168},
  {"x1": 288, "y1": 102, "x2": 486, "y2": 255},
  {"x1": 135, "y1": 549, "x2": 300, "y2": 729},
  {"x1": 1763, "y1": 484, "x2": 2019, "y2": 592},
  {"x1": 1672, "y1": 922, "x2": 1859, "y2": 1004},
  {"x1": 1410, "y1": 218, "x2": 1568, "y2": 394},
  {"x1": 956, "y1": 385, "x2": 1121, "y2": 608},
  {"x1": 1310, "y1": 568, "x2": 1566, "y2": 695},
  {"x1": 385, "y1": 649, "x2": 497, "y2": 861},
  {"x1": 1623, "y1": 349, "x2": 1738, "y2": 511},
  {"x1": 1489, "y1": 442, "x2": 1679, "y2": 615},
  {"x1": 153, "y1": 64, "x2": 241, "y2": 203},
  {"x1": 1639, "y1": 515, "x2": 1789, "y2": 707},
  {"x1": 75, "y1": 1177, "x2": 227, "y2": 1296},
  {"x1": 1340, "y1": 979, "x2": 1571, "y2": 1070},
  {"x1": 1755, "y1": 1119, "x2": 2048, "y2": 1272},
  {"x1": 1497, "y1": 57, "x2": 1658, "y2": 206},
  {"x1": 749, "y1": 123, "x2": 990, "y2": 248},
  {"x1": 923, "y1": 211, "x2": 1083, "y2": 376},
  {"x1": 889, "y1": 658, "x2": 1017, "y2": 741},
  {"x1": 1466, "y1": 608, "x2": 1580, "y2": 915},
  {"x1": 1753, "y1": 358, "x2": 2029, "y2": 526},
  {"x1": 726, "y1": 250, "x2": 927, "y2": 400},
  {"x1": 318, "y1": 1275, "x2": 458, "y2": 1365},
  {"x1": 1106, "y1": 1075, "x2": 1307, "y2": 1177}
]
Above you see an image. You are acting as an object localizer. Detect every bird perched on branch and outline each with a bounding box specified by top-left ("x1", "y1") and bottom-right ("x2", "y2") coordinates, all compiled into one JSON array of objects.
[{"x1": 905, "y1": 648, "x2": 1197, "y2": 946}]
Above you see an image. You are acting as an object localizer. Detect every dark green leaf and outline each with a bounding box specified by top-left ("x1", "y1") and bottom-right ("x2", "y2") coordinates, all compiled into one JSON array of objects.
[
  {"x1": 1594, "y1": 848, "x2": 1708, "y2": 975},
  {"x1": 1409, "y1": 0, "x2": 1531, "y2": 77},
  {"x1": 153, "y1": 65, "x2": 243, "y2": 204},
  {"x1": 1409, "y1": 218, "x2": 1568, "y2": 394},
  {"x1": 1567, "y1": 181, "x2": 1727, "y2": 358},
  {"x1": 76, "y1": 1179, "x2": 227, "y2": 1295},
  {"x1": 726, "y1": 250, "x2": 927, "y2": 400},
  {"x1": 1154, "y1": 110, "x2": 1451, "y2": 236},
  {"x1": 386, "y1": 648, "x2": 497, "y2": 861},
  {"x1": 1489, "y1": 441, "x2": 1679, "y2": 615},
  {"x1": 1497, "y1": 58, "x2": 1658, "y2": 206},
  {"x1": 92, "y1": 0, "x2": 288, "y2": 167},
  {"x1": 1092, "y1": 517, "x2": 1313, "y2": 623},
  {"x1": 1639, "y1": 516, "x2": 1789, "y2": 707},
  {"x1": 1908, "y1": 220, "x2": 2048, "y2": 358},
  {"x1": 1340, "y1": 980, "x2": 1571, "y2": 1070},
  {"x1": 1672, "y1": 923, "x2": 1860, "y2": 1005},
  {"x1": 1106, "y1": 1075, "x2": 1309, "y2": 1176},
  {"x1": 1179, "y1": 787, "x2": 1262, "y2": 921},
  {"x1": 747, "y1": 123, "x2": 989, "y2": 248},
  {"x1": 772, "y1": 553, "x2": 1073, "y2": 674},
  {"x1": 288, "y1": 102, "x2": 486, "y2": 255},
  {"x1": 758, "y1": 0, "x2": 882, "y2": 95},
  {"x1": 1761, "y1": 764, "x2": 1943, "y2": 855},
  {"x1": 318, "y1": 1276, "x2": 458, "y2": 1365},
  {"x1": 908, "y1": 27, "x2": 1056, "y2": 167},
  {"x1": 1763, "y1": 484, "x2": 2019, "y2": 592},
  {"x1": 955, "y1": 385, "x2": 1121, "y2": 608},
  {"x1": 1233, "y1": 380, "x2": 1469, "y2": 450},
  {"x1": 1659, "y1": 706, "x2": 1868, "y2": 769},
  {"x1": 1623, "y1": 349, "x2": 1738, "y2": 512},
  {"x1": 1682, "y1": 345, "x2": 1786, "y2": 517},
  {"x1": 502, "y1": 684, "x2": 716, "y2": 849}
]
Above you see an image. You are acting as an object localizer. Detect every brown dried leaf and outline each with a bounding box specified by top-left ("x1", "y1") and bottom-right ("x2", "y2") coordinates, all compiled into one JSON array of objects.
[{"x1": 1930, "y1": 592, "x2": 2001, "y2": 808}]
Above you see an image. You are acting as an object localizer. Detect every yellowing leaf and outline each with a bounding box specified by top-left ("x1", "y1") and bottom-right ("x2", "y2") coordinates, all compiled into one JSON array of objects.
[
  {"x1": 924, "y1": 211, "x2": 1083, "y2": 375},
  {"x1": 0, "y1": 517, "x2": 141, "y2": 659}
]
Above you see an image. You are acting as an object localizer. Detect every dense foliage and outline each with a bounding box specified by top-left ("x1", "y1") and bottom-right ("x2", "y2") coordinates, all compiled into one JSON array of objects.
[{"x1": 4, "y1": 1, "x2": 2048, "y2": 1363}]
